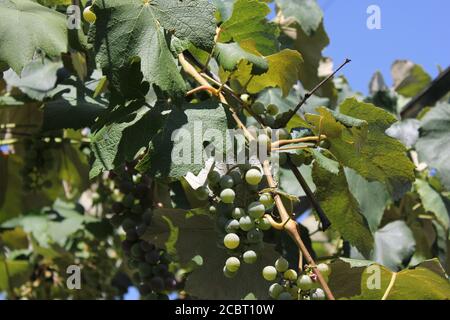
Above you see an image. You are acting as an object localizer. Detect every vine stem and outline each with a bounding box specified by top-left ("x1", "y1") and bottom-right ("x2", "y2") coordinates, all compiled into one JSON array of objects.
[
  {"x1": 179, "y1": 53, "x2": 335, "y2": 300},
  {"x1": 280, "y1": 58, "x2": 351, "y2": 127},
  {"x1": 179, "y1": 53, "x2": 255, "y2": 142},
  {"x1": 287, "y1": 157, "x2": 331, "y2": 230},
  {"x1": 381, "y1": 272, "x2": 397, "y2": 300},
  {"x1": 262, "y1": 159, "x2": 335, "y2": 300},
  {"x1": 271, "y1": 135, "x2": 326, "y2": 148}
]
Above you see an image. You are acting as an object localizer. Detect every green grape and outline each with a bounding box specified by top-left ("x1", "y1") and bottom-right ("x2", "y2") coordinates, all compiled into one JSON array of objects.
[
  {"x1": 310, "y1": 288, "x2": 326, "y2": 300},
  {"x1": 223, "y1": 266, "x2": 237, "y2": 278},
  {"x1": 277, "y1": 292, "x2": 293, "y2": 300},
  {"x1": 239, "y1": 216, "x2": 255, "y2": 231},
  {"x1": 262, "y1": 266, "x2": 277, "y2": 281},
  {"x1": 247, "y1": 229, "x2": 263, "y2": 244},
  {"x1": 242, "y1": 250, "x2": 257, "y2": 264},
  {"x1": 225, "y1": 257, "x2": 241, "y2": 272},
  {"x1": 275, "y1": 128, "x2": 291, "y2": 140},
  {"x1": 209, "y1": 205, "x2": 217, "y2": 214},
  {"x1": 220, "y1": 188, "x2": 235, "y2": 204},
  {"x1": 268, "y1": 283, "x2": 284, "y2": 299},
  {"x1": 83, "y1": 6, "x2": 97, "y2": 23},
  {"x1": 259, "y1": 193, "x2": 274, "y2": 208},
  {"x1": 248, "y1": 201, "x2": 265, "y2": 219},
  {"x1": 232, "y1": 207, "x2": 245, "y2": 219},
  {"x1": 257, "y1": 217, "x2": 272, "y2": 230},
  {"x1": 223, "y1": 233, "x2": 240, "y2": 249},
  {"x1": 251, "y1": 102, "x2": 266, "y2": 115},
  {"x1": 297, "y1": 275, "x2": 314, "y2": 291},
  {"x1": 207, "y1": 170, "x2": 221, "y2": 185},
  {"x1": 225, "y1": 219, "x2": 240, "y2": 233},
  {"x1": 317, "y1": 263, "x2": 331, "y2": 277},
  {"x1": 220, "y1": 175, "x2": 234, "y2": 189},
  {"x1": 284, "y1": 269, "x2": 298, "y2": 281},
  {"x1": 275, "y1": 257, "x2": 289, "y2": 272},
  {"x1": 265, "y1": 115, "x2": 275, "y2": 127},
  {"x1": 245, "y1": 168, "x2": 262, "y2": 186},
  {"x1": 240, "y1": 94, "x2": 250, "y2": 104},
  {"x1": 266, "y1": 104, "x2": 279, "y2": 116},
  {"x1": 289, "y1": 285, "x2": 299, "y2": 298},
  {"x1": 195, "y1": 186, "x2": 209, "y2": 201}
]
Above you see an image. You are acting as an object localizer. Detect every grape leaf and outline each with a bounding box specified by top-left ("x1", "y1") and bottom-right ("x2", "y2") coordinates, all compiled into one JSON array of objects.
[
  {"x1": 0, "y1": 259, "x2": 32, "y2": 291},
  {"x1": 306, "y1": 98, "x2": 415, "y2": 197},
  {"x1": 312, "y1": 163, "x2": 374, "y2": 257},
  {"x1": 275, "y1": 0, "x2": 323, "y2": 36},
  {"x1": 90, "y1": 104, "x2": 164, "y2": 179},
  {"x1": 345, "y1": 168, "x2": 391, "y2": 233},
  {"x1": 415, "y1": 179, "x2": 449, "y2": 231},
  {"x1": 415, "y1": 102, "x2": 450, "y2": 190},
  {"x1": 353, "y1": 262, "x2": 450, "y2": 300},
  {"x1": 369, "y1": 220, "x2": 416, "y2": 271},
  {"x1": 211, "y1": 0, "x2": 235, "y2": 22},
  {"x1": 214, "y1": 42, "x2": 269, "y2": 75},
  {"x1": 219, "y1": 0, "x2": 279, "y2": 55},
  {"x1": 137, "y1": 101, "x2": 229, "y2": 180},
  {"x1": 0, "y1": 0, "x2": 68, "y2": 73},
  {"x1": 231, "y1": 49, "x2": 303, "y2": 96},
  {"x1": 3, "y1": 59, "x2": 62, "y2": 101},
  {"x1": 92, "y1": 0, "x2": 216, "y2": 98},
  {"x1": 310, "y1": 149, "x2": 339, "y2": 175},
  {"x1": 392, "y1": 60, "x2": 431, "y2": 98}
]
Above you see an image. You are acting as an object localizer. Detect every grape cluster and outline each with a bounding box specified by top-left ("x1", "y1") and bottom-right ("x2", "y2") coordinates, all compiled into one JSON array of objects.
[
  {"x1": 105, "y1": 163, "x2": 177, "y2": 299},
  {"x1": 262, "y1": 257, "x2": 331, "y2": 300},
  {"x1": 205, "y1": 165, "x2": 275, "y2": 278},
  {"x1": 21, "y1": 136, "x2": 58, "y2": 191}
]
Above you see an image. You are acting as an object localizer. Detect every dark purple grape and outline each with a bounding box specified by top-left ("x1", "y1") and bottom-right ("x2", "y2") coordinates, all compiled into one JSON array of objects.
[
  {"x1": 153, "y1": 264, "x2": 168, "y2": 277},
  {"x1": 136, "y1": 224, "x2": 147, "y2": 237},
  {"x1": 112, "y1": 202, "x2": 124, "y2": 214},
  {"x1": 140, "y1": 241, "x2": 155, "y2": 252},
  {"x1": 165, "y1": 277, "x2": 177, "y2": 290},
  {"x1": 145, "y1": 250, "x2": 160, "y2": 265},
  {"x1": 126, "y1": 229, "x2": 139, "y2": 242},
  {"x1": 150, "y1": 276, "x2": 165, "y2": 292},
  {"x1": 121, "y1": 240, "x2": 133, "y2": 252}
]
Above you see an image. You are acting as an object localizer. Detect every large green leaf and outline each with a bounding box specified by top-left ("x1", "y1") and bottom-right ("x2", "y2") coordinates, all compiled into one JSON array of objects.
[
  {"x1": 0, "y1": 259, "x2": 32, "y2": 291},
  {"x1": 219, "y1": 0, "x2": 279, "y2": 55},
  {"x1": 0, "y1": 0, "x2": 68, "y2": 73},
  {"x1": 92, "y1": 0, "x2": 216, "y2": 98},
  {"x1": 146, "y1": 208, "x2": 279, "y2": 299},
  {"x1": 312, "y1": 163, "x2": 374, "y2": 257},
  {"x1": 392, "y1": 60, "x2": 431, "y2": 98},
  {"x1": 231, "y1": 49, "x2": 303, "y2": 96},
  {"x1": 3, "y1": 59, "x2": 62, "y2": 101},
  {"x1": 353, "y1": 261, "x2": 450, "y2": 300},
  {"x1": 306, "y1": 98, "x2": 415, "y2": 197},
  {"x1": 90, "y1": 104, "x2": 164, "y2": 178},
  {"x1": 415, "y1": 103, "x2": 450, "y2": 190},
  {"x1": 345, "y1": 168, "x2": 391, "y2": 232},
  {"x1": 138, "y1": 101, "x2": 229, "y2": 180},
  {"x1": 214, "y1": 42, "x2": 269, "y2": 75},
  {"x1": 275, "y1": 0, "x2": 323, "y2": 36},
  {"x1": 415, "y1": 179, "x2": 449, "y2": 231}
]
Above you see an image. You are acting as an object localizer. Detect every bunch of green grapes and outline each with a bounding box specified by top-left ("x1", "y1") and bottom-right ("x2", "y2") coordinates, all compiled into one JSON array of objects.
[
  {"x1": 104, "y1": 162, "x2": 178, "y2": 299},
  {"x1": 21, "y1": 135, "x2": 59, "y2": 191},
  {"x1": 262, "y1": 257, "x2": 332, "y2": 300},
  {"x1": 204, "y1": 165, "x2": 275, "y2": 278}
]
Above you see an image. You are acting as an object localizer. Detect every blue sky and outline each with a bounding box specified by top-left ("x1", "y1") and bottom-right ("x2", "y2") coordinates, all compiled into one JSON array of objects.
[
  {"x1": 272, "y1": 0, "x2": 450, "y2": 94},
  {"x1": 317, "y1": 0, "x2": 450, "y2": 94}
]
